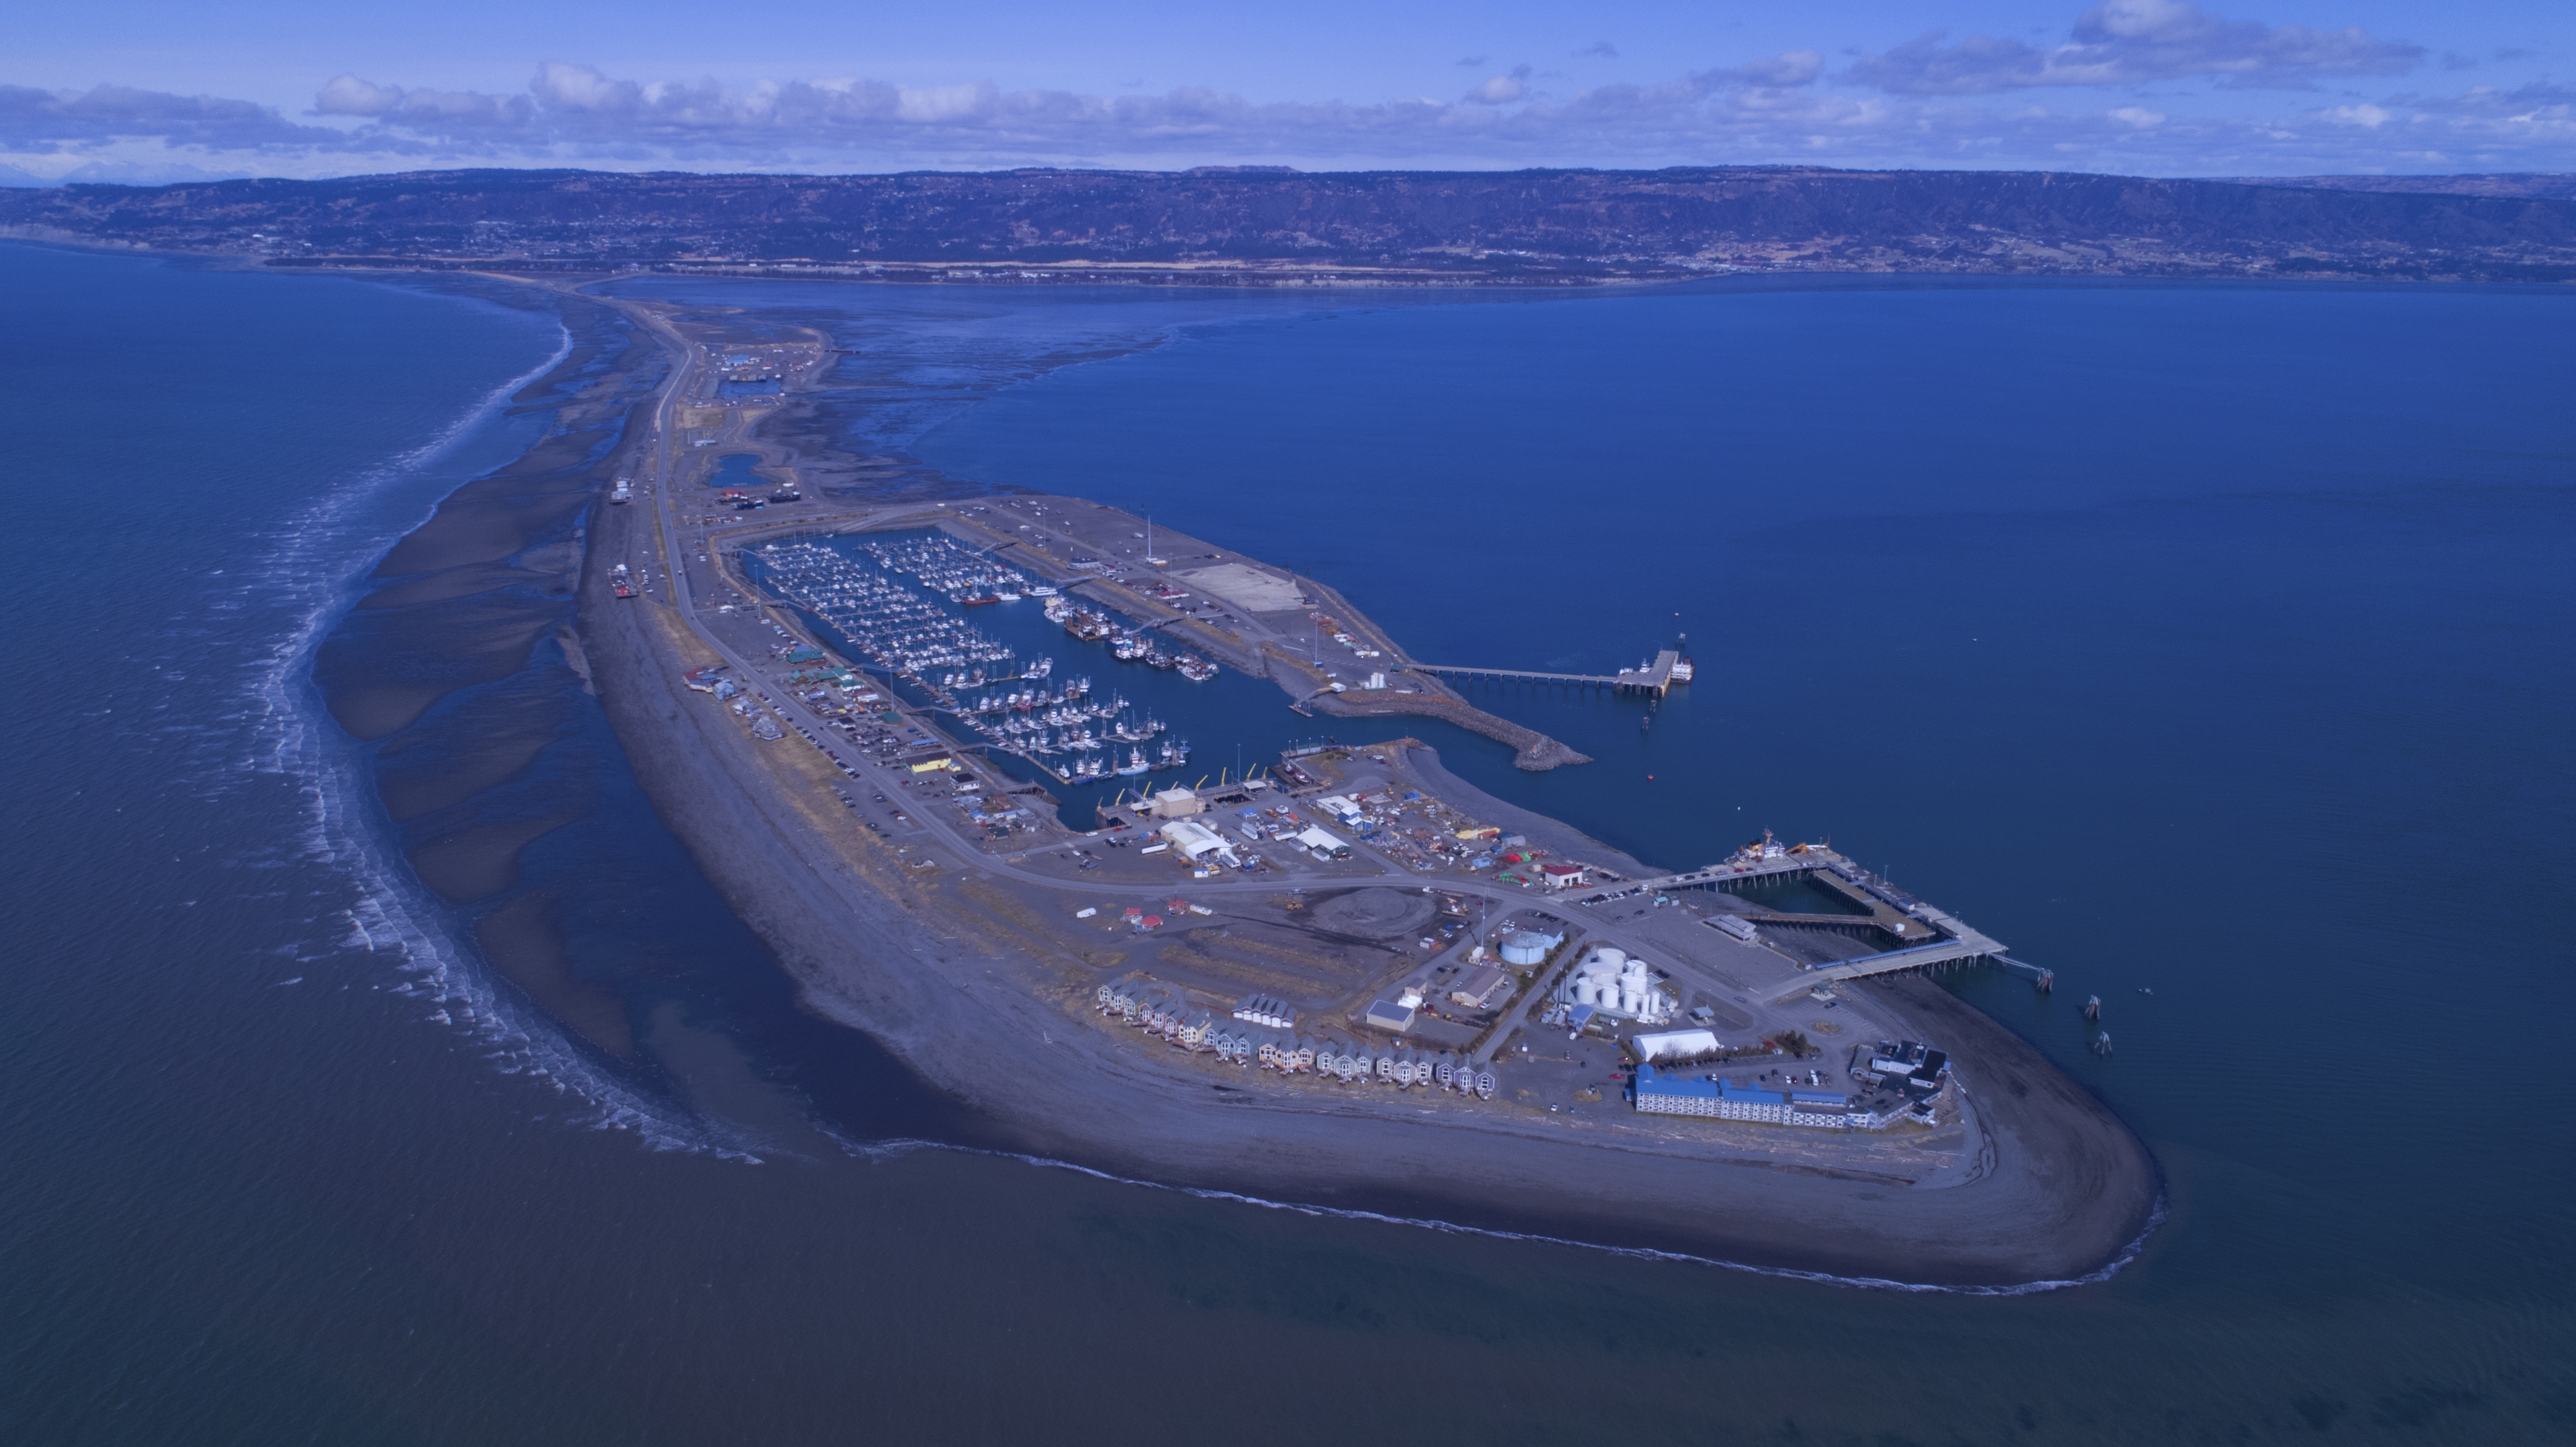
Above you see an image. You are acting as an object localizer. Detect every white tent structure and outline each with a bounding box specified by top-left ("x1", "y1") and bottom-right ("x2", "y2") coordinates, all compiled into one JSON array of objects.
[
  {"x1": 1633, "y1": 1028, "x2": 1722, "y2": 1062},
  {"x1": 1158, "y1": 819, "x2": 1239, "y2": 867}
]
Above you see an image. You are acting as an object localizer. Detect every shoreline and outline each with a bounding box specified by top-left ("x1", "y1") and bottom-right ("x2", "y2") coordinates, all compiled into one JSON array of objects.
[
  {"x1": 309, "y1": 263, "x2": 2161, "y2": 1287},
  {"x1": 557, "y1": 279, "x2": 2158, "y2": 1285},
  {"x1": 580, "y1": 551, "x2": 2161, "y2": 1281}
]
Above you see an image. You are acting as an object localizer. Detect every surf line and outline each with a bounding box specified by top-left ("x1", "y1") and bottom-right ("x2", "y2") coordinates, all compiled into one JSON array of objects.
[{"x1": 834, "y1": 1135, "x2": 2169, "y2": 1296}]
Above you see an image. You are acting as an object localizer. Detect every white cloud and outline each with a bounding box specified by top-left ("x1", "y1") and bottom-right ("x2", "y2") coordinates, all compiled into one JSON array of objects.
[
  {"x1": 315, "y1": 75, "x2": 404, "y2": 117},
  {"x1": 265, "y1": 60, "x2": 2576, "y2": 174},
  {"x1": 1849, "y1": 0, "x2": 2422, "y2": 95},
  {"x1": 533, "y1": 61, "x2": 631, "y2": 112},
  {"x1": 2, "y1": 41, "x2": 2569, "y2": 180},
  {"x1": 0, "y1": 82, "x2": 346, "y2": 151},
  {"x1": 1464, "y1": 67, "x2": 1531, "y2": 106}
]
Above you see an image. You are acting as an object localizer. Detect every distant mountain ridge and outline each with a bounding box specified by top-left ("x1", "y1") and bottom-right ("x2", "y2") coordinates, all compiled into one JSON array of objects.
[
  {"x1": 4, "y1": 165, "x2": 2572, "y2": 284},
  {"x1": 2215, "y1": 173, "x2": 2576, "y2": 201}
]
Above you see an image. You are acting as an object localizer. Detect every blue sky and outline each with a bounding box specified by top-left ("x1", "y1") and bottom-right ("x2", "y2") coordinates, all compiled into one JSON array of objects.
[{"x1": 3, "y1": 0, "x2": 2569, "y2": 181}]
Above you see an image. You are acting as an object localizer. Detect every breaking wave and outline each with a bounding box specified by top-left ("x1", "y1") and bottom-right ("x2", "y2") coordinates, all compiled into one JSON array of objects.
[{"x1": 226, "y1": 309, "x2": 736, "y2": 1159}]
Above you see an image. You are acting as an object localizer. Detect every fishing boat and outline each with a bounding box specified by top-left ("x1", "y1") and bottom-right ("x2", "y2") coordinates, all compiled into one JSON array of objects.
[
  {"x1": 1176, "y1": 655, "x2": 1218, "y2": 682},
  {"x1": 1115, "y1": 749, "x2": 1152, "y2": 777}
]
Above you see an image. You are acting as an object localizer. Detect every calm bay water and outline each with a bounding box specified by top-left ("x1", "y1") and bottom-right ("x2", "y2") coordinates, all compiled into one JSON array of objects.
[{"x1": 5, "y1": 247, "x2": 2571, "y2": 1444}]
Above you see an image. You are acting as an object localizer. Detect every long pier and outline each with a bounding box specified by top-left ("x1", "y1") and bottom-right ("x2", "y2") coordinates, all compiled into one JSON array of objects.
[
  {"x1": 1787, "y1": 936, "x2": 2001, "y2": 994},
  {"x1": 1775, "y1": 887, "x2": 2009, "y2": 999},
  {"x1": 1577, "y1": 851, "x2": 1834, "y2": 902},
  {"x1": 1577, "y1": 850, "x2": 2015, "y2": 1000},
  {"x1": 1411, "y1": 648, "x2": 1690, "y2": 696}
]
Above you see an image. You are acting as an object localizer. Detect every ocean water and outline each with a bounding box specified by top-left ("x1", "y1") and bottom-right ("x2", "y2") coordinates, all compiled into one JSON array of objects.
[{"x1": 5, "y1": 247, "x2": 2572, "y2": 1445}]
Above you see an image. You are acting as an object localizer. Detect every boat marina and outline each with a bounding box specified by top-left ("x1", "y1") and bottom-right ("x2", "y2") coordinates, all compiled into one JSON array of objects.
[{"x1": 750, "y1": 535, "x2": 1202, "y2": 786}]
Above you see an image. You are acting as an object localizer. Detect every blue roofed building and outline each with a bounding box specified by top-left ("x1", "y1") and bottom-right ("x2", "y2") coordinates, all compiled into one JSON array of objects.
[
  {"x1": 1637, "y1": 1067, "x2": 1880, "y2": 1129},
  {"x1": 1632, "y1": 1064, "x2": 1724, "y2": 1118}
]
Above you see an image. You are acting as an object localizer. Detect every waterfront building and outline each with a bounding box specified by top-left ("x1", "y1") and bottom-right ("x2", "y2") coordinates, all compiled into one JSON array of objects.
[
  {"x1": 1147, "y1": 787, "x2": 1207, "y2": 818},
  {"x1": 1633, "y1": 1067, "x2": 1882, "y2": 1129},
  {"x1": 1865, "y1": 1040, "x2": 1950, "y2": 1086},
  {"x1": 1157, "y1": 819, "x2": 1237, "y2": 866}
]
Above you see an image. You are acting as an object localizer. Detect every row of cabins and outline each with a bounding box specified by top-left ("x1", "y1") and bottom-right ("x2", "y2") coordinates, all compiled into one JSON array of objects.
[{"x1": 1096, "y1": 980, "x2": 1499, "y2": 1099}]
